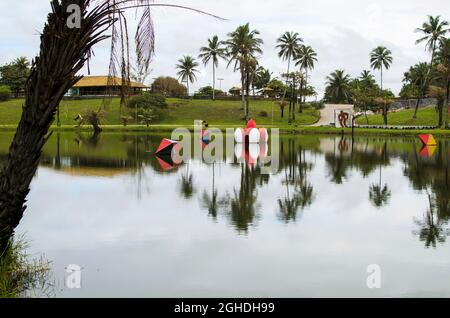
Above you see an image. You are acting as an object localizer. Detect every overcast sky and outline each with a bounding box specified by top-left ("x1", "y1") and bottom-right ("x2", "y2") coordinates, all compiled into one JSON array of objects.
[{"x1": 0, "y1": 0, "x2": 448, "y2": 97}]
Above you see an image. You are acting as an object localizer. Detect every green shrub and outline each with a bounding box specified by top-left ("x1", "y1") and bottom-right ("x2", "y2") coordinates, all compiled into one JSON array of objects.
[
  {"x1": 127, "y1": 93, "x2": 167, "y2": 110},
  {"x1": 0, "y1": 86, "x2": 12, "y2": 102},
  {"x1": 259, "y1": 111, "x2": 268, "y2": 117}
]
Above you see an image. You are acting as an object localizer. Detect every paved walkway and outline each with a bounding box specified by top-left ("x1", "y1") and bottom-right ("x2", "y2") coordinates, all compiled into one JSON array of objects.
[{"x1": 313, "y1": 104, "x2": 354, "y2": 126}]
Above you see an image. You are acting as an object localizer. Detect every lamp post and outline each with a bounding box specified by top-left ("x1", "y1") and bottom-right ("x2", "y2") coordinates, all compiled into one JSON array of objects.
[{"x1": 217, "y1": 78, "x2": 224, "y2": 91}]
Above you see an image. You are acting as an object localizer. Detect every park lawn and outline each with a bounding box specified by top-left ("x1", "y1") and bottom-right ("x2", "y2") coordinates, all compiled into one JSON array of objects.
[
  {"x1": 356, "y1": 106, "x2": 439, "y2": 126},
  {"x1": 0, "y1": 98, "x2": 320, "y2": 127}
]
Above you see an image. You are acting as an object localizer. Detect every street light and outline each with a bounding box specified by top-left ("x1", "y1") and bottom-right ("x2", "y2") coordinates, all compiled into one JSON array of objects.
[{"x1": 217, "y1": 78, "x2": 224, "y2": 91}]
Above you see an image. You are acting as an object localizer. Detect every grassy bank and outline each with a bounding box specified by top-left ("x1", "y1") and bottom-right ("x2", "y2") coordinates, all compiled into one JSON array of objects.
[
  {"x1": 0, "y1": 98, "x2": 320, "y2": 128},
  {"x1": 355, "y1": 106, "x2": 440, "y2": 126}
]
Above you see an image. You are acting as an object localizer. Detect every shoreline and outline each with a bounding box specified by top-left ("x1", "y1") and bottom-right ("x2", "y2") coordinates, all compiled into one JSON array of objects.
[{"x1": 1, "y1": 124, "x2": 450, "y2": 137}]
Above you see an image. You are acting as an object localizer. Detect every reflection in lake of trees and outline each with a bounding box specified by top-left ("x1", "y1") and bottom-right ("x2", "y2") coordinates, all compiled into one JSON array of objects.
[{"x1": 0, "y1": 132, "x2": 449, "y2": 246}]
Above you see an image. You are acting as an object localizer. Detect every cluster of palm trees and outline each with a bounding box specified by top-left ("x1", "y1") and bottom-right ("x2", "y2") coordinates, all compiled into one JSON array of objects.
[
  {"x1": 175, "y1": 24, "x2": 318, "y2": 121},
  {"x1": 324, "y1": 15, "x2": 449, "y2": 126}
]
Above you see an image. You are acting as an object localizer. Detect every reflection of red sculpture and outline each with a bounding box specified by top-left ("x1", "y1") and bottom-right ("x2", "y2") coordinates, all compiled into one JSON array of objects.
[
  {"x1": 338, "y1": 137, "x2": 349, "y2": 152},
  {"x1": 338, "y1": 111, "x2": 349, "y2": 128}
]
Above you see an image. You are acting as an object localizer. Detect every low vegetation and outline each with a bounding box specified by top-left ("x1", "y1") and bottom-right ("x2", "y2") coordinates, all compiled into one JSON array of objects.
[{"x1": 0, "y1": 238, "x2": 51, "y2": 298}]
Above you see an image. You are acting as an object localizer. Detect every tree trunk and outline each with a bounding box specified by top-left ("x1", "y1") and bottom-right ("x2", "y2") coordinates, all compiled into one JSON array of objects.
[
  {"x1": 446, "y1": 80, "x2": 450, "y2": 128},
  {"x1": 438, "y1": 98, "x2": 444, "y2": 128},
  {"x1": 0, "y1": 0, "x2": 110, "y2": 250},
  {"x1": 240, "y1": 64, "x2": 246, "y2": 120},
  {"x1": 212, "y1": 63, "x2": 215, "y2": 101},
  {"x1": 413, "y1": 94, "x2": 422, "y2": 119},
  {"x1": 298, "y1": 76, "x2": 303, "y2": 113}
]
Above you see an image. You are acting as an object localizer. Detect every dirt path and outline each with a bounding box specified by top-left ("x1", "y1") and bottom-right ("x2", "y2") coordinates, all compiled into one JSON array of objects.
[{"x1": 313, "y1": 104, "x2": 354, "y2": 126}]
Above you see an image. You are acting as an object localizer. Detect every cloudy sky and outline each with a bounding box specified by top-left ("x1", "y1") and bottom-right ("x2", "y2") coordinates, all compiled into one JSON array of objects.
[{"x1": 0, "y1": 0, "x2": 448, "y2": 97}]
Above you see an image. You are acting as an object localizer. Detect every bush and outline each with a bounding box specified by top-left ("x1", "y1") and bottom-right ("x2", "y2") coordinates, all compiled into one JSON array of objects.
[
  {"x1": 134, "y1": 106, "x2": 164, "y2": 122},
  {"x1": 127, "y1": 93, "x2": 167, "y2": 110},
  {"x1": 0, "y1": 86, "x2": 12, "y2": 102},
  {"x1": 259, "y1": 111, "x2": 268, "y2": 117}
]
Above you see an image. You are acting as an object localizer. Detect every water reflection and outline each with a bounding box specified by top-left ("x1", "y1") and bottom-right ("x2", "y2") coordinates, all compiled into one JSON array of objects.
[{"x1": 2, "y1": 131, "x2": 450, "y2": 296}]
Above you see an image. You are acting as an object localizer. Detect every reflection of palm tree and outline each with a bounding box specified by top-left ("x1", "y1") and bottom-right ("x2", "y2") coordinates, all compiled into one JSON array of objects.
[
  {"x1": 223, "y1": 164, "x2": 260, "y2": 233},
  {"x1": 369, "y1": 166, "x2": 391, "y2": 208},
  {"x1": 369, "y1": 142, "x2": 391, "y2": 208},
  {"x1": 278, "y1": 141, "x2": 314, "y2": 222},
  {"x1": 180, "y1": 163, "x2": 195, "y2": 199},
  {"x1": 201, "y1": 163, "x2": 227, "y2": 219},
  {"x1": 413, "y1": 191, "x2": 450, "y2": 248}
]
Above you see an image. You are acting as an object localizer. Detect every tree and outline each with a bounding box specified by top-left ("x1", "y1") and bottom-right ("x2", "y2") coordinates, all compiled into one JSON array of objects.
[
  {"x1": 152, "y1": 76, "x2": 187, "y2": 96},
  {"x1": 138, "y1": 108, "x2": 156, "y2": 127},
  {"x1": 404, "y1": 62, "x2": 430, "y2": 119},
  {"x1": 416, "y1": 15, "x2": 449, "y2": 74},
  {"x1": 324, "y1": 70, "x2": 352, "y2": 103},
  {"x1": 226, "y1": 23, "x2": 263, "y2": 120},
  {"x1": 253, "y1": 67, "x2": 272, "y2": 91},
  {"x1": 295, "y1": 45, "x2": 317, "y2": 106},
  {"x1": 436, "y1": 38, "x2": 450, "y2": 127},
  {"x1": 0, "y1": 57, "x2": 31, "y2": 98},
  {"x1": 176, "y1": 56, "x2": 199, "y2": 96},
  {"x1": 359, "y1": 70, "x2": 377, "y2": 89},
  {"x1": 276, "y1": 32, "x2": 303, "y2": 100},
  {"x1": 199, "y1": 35, "x2": 227, "y2": 100},
  {"x1": 370, "y1": 46, "x2": 393, "y2": 125},
  {"x1": 0, "y1": 0, "x2": 222, "y2": 251},
  {"x1": 415, "y1": 15, "x2": 449, "y2": 120}
]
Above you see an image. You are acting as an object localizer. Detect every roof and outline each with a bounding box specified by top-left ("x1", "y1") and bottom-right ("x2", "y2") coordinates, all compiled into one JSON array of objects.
[{"x1": 73, "y1": 76, "x2": 149, "y2": 88}]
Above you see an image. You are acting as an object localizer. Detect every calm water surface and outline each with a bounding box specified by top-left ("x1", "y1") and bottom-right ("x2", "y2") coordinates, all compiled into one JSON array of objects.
[{"x1": 1, "y1": 132, "x2": 449, "y2": 297}]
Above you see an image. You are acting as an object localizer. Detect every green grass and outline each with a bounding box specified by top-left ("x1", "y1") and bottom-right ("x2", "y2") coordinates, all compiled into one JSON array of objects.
[
  {"x1": 0, "y1": 98, "x2": 320, "y2": 128},
  {"x1": 356, "y1": 106, "x2": 440, "y2": 126},
  {"x1": 0, "y1": 238, "x2": 51, "y2": 298}
]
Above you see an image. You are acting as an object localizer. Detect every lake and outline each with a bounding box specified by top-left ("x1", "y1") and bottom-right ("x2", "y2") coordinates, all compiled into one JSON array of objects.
[{"x1": 1, "y1": 131, "x2": 449, "y2": 297}]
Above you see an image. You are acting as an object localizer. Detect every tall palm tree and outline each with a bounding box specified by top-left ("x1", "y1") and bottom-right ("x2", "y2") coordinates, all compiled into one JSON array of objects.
[
  {"x1": 436, "y1": 38, "x2": 450, "y2": 127},
  {"x1": 295, "y1": 45, "x2": 317, "y2": 105},
  {"x1": 325, "y1": 70, "x2": 352, "y2": 104},
  {"x1": 415, "y1": 16, "x2": 449, "y2": 121},
  {"x1": 276, "y1": 32, "x2": 303, "y2": 99},
  {"x1": 370, "y1": 46, "x2": 393, "y2": 92},
  {"x1": 199, "y1": 35, "x2": 227, "y2": 100},
  {"x1": 176, "y1": 56, "x2": 199, "y2": 96},
  {"x1": 226, "y1": 23, "x2": 263, "y2": 120},
  {"x1": 370, "y1": 46, "x2": 393, "y2": 125},
  {"x1": 416, "y1": 15, "x2": 449, "y2": 72}
]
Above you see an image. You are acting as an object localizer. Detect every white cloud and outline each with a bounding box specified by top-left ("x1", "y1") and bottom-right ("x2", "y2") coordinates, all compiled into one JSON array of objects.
[{"x1": 0, "y1": 0, "x2": 448, "y2": 96}]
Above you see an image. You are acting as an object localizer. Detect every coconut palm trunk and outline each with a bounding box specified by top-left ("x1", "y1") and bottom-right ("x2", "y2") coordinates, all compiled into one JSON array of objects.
[
  {"x1": 212, "y1": 63, "x2": 216, "y2": 100},
  {"x1": 0, "y1": 0, "x2": 110, "y2": 248},
  {"x1": 240, "y1": 63, "x2": 247, "y2": 120},
  {"x1": 446, "y1": 80, "x2": 450, "y2": 128}
]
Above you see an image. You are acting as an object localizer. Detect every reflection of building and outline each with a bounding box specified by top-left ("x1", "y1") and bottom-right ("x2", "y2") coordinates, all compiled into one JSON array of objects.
[{"x1": 69, "y1": 76, "x2": 150, "y2": 97}]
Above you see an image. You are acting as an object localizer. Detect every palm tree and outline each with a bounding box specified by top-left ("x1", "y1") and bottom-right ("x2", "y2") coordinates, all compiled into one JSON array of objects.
[
  {"x1": 295, "y1": 45, "x2": 317, "y2": 106},
  {"x1": 359, "y1": 70, "x2": 376, "y2": 88},
  {"x1": 415, "y1": 15, "x2": 449, "y2": 72},
  {"x1": 436, "y1": 38, "x2": 450, "y2": 127},
  {"x1": 176, "y1": 56, "x2": 199, "y2": 96},
  {"x1": 325, "y1": 70, "x2": 352, "y2": 103},
  {"x1": 415, "y1": 16, "x2": 449, "y2": 120},
  {"x1": 370, "y1": 46, "x2": 393, "y2": 125},
  {"x1": 405, "y1": 62, "x2": 429, "y2": 119},
  {"x1": 199, "y1": 35, "x2": 227, "y2": 100},
  {"x1": 226, "y1": 23, "x2": 263, "y2": 120},
  {"x1": 253, "y1": 67, "x2": 272, "y2": 92},
  {"x1": 276, "y1": 32, "x2": 303, "y2": 99},
  {"x1": 0, "y1": 1, "x2": 223, "y2": 252}
]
